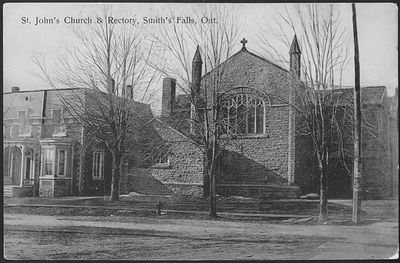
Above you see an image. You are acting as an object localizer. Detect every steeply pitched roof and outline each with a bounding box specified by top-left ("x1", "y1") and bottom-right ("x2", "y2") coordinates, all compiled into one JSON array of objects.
[
  {"x1": 290, "y1": 35, "x2": 301, "y2": 54},
  {"x1": 150, "y1": 117, "x2": 192, "y2": 142},
  {"x1": 192, "y1": 45, "x2": 202, "y2": 63},
  {"x1": 202, "y1": 47, "x2": 289, "y2": 80}
]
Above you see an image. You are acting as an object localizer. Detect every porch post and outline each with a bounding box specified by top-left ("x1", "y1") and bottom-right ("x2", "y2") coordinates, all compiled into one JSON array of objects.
[
  {"x1": 9, "y1": 147, "x2": 14, "y2": 182},
  {"x1": 31, "y1": 149, "x2": 35, "y2": 180},
  {"x1": 20, "y1": 145, "x2": 25, "y2": 187}
]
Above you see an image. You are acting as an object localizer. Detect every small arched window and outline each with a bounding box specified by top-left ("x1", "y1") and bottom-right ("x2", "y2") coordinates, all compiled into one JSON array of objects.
[{"x1": 221, "y1": 94, "x2": 266, "y2": 134}]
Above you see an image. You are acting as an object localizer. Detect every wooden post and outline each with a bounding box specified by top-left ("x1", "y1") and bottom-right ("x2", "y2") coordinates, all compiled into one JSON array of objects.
[
  {"x1": 10, "y1": 147, "x2": 14, "y2": 184},
  {"x1": 352, "y1": 3, "x2": 362, "y2": 224},
  {"x1": 20, "y1": 145, "x2": 26, "y2": 187}
]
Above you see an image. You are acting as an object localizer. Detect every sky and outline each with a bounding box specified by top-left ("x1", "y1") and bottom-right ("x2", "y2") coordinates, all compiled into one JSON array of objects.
[{"x1": 3, "y1": 3, "x2": 398, "y2": 113}]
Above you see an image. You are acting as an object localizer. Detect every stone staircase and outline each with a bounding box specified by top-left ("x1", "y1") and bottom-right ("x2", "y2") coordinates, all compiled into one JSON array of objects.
[
  {"x1": 127, "y1": 169, "x2": 175, "y2": 196},
  {"x1": 127, "y1": 167, "x2": 300, "y2": 200},
  {"x1": 4, "y1": 185, "x2": 14, "y2": 197},
  {"x1": 217, "y1": 170, "x2": 300, "y2": 199},
  {"x1": 217, "y1": 183, "x2": 300, "y2": 199}
]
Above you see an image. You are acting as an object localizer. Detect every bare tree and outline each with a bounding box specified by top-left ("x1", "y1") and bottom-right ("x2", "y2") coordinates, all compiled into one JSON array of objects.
[
  {"x1": 33, "y1": 6, "x2": 161, "y2": 201},
  {"x1": 152, "y1": 4, "x2": 243, "y2": 218},
  {"x1": 259, "y1": 3, "x2": 351, "y2": 223}
]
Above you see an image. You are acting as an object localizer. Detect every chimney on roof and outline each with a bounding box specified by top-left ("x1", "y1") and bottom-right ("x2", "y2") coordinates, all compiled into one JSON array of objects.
[
  {"x1": 11, "y1": 86, "x2": 20, "y2": 93},
  {"x1": 161, "y1": 78, "x2": 176, "y2": 118},
  {"x1": 289, "y1": 35, "x2": 301, "y2": 79}
]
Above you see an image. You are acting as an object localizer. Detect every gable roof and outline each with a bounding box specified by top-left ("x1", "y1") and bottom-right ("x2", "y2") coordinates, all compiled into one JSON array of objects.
[
  {"x1": 150, "y1": 117, "x2": 192, "y2": 142},
  {"x1": 202, "y1": 47, "x2": 289, "y2": 80}
]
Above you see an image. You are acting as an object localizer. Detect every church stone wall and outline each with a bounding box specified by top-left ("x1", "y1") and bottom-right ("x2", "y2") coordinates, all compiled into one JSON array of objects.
[
  {"x1": 127, "y1": 119, "x2": 205, "y2": 197},
  {"x1": 221, "y1": 105, "x2": 291, "y2": 185},
  {"x1": 202, "y1": 51, "x2": 296, "y2": 189},
  {"x1": 294, "y1": 91, "x2": 393, "y2": 199},
  {"x1": 150, "y1": 140, "x2": 204, "y2": 185},
  {"x1": 360, "y1": 105, "x2": 392, "y2": 199},
  {"x1": 203, "y1": 51, "x2": 291, "y2": 104},
  {"x1": 294, "y1": 111, "x2": 314, "y2": 194}
]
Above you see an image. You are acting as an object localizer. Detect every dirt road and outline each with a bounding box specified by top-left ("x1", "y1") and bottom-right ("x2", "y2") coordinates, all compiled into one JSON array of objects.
[{"x1": 4, "y1": 213, "x2": 398, "y2": 260}]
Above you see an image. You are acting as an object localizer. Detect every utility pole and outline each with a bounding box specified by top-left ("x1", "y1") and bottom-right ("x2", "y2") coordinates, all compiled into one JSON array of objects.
[{"x1": 352, "y1": 3, "x2": 362, "y2": 224}]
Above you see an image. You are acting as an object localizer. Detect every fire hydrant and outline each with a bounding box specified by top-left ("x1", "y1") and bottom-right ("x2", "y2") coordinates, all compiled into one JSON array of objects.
[{"x1": 156, "y1": 200, "x2": 162, "y2": 215}]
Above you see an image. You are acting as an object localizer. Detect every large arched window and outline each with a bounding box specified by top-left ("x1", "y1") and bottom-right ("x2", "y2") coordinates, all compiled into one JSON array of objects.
[{"x1": 221, "y1": 94, "x2": 266, "y2": 134}]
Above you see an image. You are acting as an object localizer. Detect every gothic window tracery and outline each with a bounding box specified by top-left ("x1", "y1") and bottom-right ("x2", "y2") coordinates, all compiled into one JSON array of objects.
[{"x1": 221, "y1": 93, "x2": 266, "y2": 135}]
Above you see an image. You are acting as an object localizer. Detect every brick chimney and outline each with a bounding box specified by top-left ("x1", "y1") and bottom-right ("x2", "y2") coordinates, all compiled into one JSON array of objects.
[
  {"x1": 289, "y1": 35, "x2": 301, "y2": 79},
  {"x1": 161, "y1": 78, "x2": 176, "y2": 118},
  {"x1": 11, "y1": 86, "x2": 20, "y2": 93}
]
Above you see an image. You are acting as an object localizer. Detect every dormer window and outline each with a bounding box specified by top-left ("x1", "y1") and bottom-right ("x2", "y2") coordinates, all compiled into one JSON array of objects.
[
  {"x1": 52, "y1": 109, "x2": 67, "y2": 137},
  {"x1": 17, "y1": 110, "x2": 32, "y2": 137}
]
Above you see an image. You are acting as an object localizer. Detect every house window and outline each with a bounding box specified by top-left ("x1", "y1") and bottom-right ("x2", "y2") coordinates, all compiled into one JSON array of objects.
[
  {"x1": 52, "y1": 109, "x2": 62, "y2": 122},
  {"x1": 43, "y1": 148, "x2": 55, "y2": 176},
  {"x1": 11, "y1": 125, "x2": 20, "y2": 137},
  {"x1": 58, "y1": 149, "x2": 67, "y2": 176},
  {"x1": 92, "y1": 151, "x2": 104, "y2": 179},
  {"x1": 221, "y1": 94, "x2": 266, "y2": 134}
]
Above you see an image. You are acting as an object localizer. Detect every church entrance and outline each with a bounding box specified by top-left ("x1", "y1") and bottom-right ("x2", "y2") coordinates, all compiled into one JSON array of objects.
[{"x1": 327, "y1": 158, "x2": 352, "y2": 199}]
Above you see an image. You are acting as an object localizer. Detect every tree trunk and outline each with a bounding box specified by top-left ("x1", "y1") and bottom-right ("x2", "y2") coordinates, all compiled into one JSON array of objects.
[
  {"x1": 110, "y1": 151, "x2": 121, "y2": 201},
  {"x1": 318, "y1": 162, "x2": 328, "y2": 223},
  {"x1": 208, "y1": 161, "x2": 217, "y2": 218},
  {"x1": 203, "y1": 156, "x2": 210, "y2": 197}
]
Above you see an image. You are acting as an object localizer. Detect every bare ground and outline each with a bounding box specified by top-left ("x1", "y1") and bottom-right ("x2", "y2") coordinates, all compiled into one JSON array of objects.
[
  {"x1": 4, "y1": 226, "x2": 328, "y2": 260},
  {"x1": 3, "y1": 210, "x2": 398, "y2": 260},
  {"x1": 3, "y1": 198, "x2": 398, "y2": 260}
]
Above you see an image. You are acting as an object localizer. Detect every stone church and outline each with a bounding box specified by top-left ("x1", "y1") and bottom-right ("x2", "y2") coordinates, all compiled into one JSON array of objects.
[{"x1": 135, "y1": 36, "x2": 398, "y2": 200}]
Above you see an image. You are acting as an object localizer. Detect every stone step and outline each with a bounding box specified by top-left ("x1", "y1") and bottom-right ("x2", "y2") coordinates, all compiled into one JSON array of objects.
[
  {"x1": 127, "y1": 174, "x2": 174, "y2": 196},
  {"x1": 217, "y1": 184, "x2": 300, "y2": 200},
  {"x1": 3, "y1": 186, "x2": 14, "y2": 197}
]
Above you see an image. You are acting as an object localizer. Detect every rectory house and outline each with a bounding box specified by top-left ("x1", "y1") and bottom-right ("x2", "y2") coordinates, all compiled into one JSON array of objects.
[
  {"x1": 3, "y1": 36, "x2": 398, "y2": 199},
  {"x1": 3, "y1": 87, "x2": 153, "y2": 197}
]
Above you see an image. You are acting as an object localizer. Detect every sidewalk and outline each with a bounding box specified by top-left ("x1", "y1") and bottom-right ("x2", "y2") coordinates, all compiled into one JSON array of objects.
[
  {"x1": 4, "y1": 195, "x2": 398, "y2": 223},
  {"x1": 4, "y1": 200, "x2": 311, "y2": 221}
]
